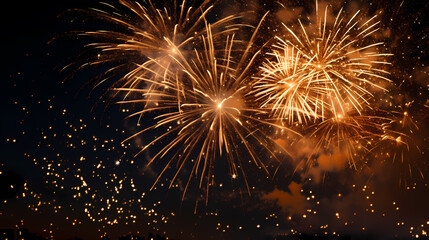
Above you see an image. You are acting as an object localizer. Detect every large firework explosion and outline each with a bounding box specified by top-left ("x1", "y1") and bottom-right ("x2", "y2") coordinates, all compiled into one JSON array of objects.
[
  {"x1": 66, "y1": 0, "x2": 411, "y2": 196},
  {"x1": 251, "y1": 2, "x2": 397, "y2": 173},
  {"x1": 274, "y1": 1, "x2": 392, "y2": 118}
]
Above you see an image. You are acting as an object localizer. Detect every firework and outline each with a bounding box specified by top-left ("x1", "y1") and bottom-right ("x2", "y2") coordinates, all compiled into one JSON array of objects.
[
  {"x1": 373, "y1": 102, "x2": 425, "y2": 183},
  {"x1": 250, "y1": 2, "x2": 396, "y2": 172},
  {"x1": 66, "y1": 0, "x2": 243, "y2": 103},
  {"x1": 252, "y1": 43, "x2": 327, "y2": 124},
  {"x1": 305, "y1": 111, "x2": 390, "y2": 169},
  {"x1": 254, "y1": 2, "x2": 392, "y2": 124}
]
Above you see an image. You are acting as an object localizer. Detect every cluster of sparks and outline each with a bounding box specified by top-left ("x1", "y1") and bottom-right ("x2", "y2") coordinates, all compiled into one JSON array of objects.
[{"x1": 65, "y1": 0, "x2": 425, "y2": 197}]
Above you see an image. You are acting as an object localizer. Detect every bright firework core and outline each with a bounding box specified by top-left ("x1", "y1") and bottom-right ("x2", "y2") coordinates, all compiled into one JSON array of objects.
[{"x1": 215, "y1": 95, "x2": 243, "y2": 112}]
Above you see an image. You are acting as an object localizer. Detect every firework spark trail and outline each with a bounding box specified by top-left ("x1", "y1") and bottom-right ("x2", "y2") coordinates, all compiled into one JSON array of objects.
[
  {"x1": 115, "y1": 19, "x2": 300, "y2": 202},
  {"x1": 65, "y1": 0, "x2": 246, "y2": 105}
]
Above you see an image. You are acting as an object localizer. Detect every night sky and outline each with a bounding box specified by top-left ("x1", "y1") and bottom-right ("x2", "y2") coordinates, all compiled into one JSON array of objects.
[{"x1": 1, "y1": 0, "x2": 429, "y2": 239}]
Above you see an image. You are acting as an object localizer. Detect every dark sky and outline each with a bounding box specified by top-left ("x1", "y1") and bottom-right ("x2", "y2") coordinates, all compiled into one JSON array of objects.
[{"x1": 1, "y1": 0, "x2": 429, "y2": 240}]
